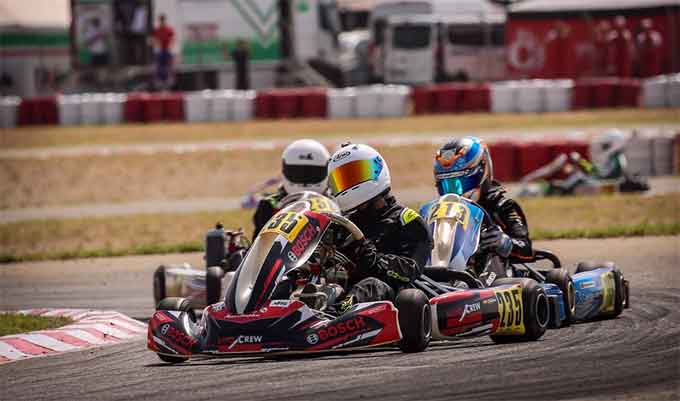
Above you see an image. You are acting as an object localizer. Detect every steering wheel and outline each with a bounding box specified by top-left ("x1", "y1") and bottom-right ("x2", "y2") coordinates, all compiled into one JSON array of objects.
[{"x1": 320, "y1": 212, "x2": 365, "y2": 247}]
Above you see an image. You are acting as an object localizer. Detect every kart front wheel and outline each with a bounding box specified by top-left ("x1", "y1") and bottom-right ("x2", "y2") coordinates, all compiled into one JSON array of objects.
[
  {"x1": 155, "y1": 297, "x2": 195, "y2": 363},
  {"x1": 545, "y1": 268, "x2": 575, "y2": 326},
  {"x1": 395, "y1": 289, "x2": 431, "y2": 353}
]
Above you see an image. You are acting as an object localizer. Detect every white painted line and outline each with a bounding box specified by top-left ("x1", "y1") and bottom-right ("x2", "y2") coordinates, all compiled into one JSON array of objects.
[
  {"x1": 17, "y1": 334, "x2": 80, "y2": 352},
  {"x1": 0, "y1": 342, "x2": 30, "y2": 360}
]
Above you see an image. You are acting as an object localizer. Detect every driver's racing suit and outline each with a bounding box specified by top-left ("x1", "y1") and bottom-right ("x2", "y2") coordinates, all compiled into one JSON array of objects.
[{"x1": 340, "y1": 194, "x2": 431, "y2": 306}]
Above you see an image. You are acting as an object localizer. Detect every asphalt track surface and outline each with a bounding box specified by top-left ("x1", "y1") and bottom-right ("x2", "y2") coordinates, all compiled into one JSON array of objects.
[{"x1": 1, "y1": 236, "x2": 679, "y2": 401}]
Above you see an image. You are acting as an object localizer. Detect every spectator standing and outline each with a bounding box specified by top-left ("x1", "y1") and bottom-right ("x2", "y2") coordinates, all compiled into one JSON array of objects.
[
  {"x1": 636, "y1": 18, "x2": 664, "y2": 77},
  {"x1": 231, "y1": 39, "x2": 251, "y2": 90},
  {"x1": 605, "y1": 16, "x2": 634, "y2": 77},
  {"x1": 152, "y1": 14, "x2": 175, "y2": 89},
  {"x1": 84, "y1": 17, "x2": 109, "y2": 67}
]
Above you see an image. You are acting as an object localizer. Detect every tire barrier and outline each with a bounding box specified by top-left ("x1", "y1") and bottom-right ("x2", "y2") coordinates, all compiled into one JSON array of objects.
[{"x1": 3, "y1": 74, "x2": 678, "y2": 126}]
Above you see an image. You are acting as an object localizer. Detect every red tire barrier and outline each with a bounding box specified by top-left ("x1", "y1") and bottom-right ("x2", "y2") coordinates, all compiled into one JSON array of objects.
[
  {"x1": 412, "y1": 86, "x2": 434, "y2": 115},
  {"x1": 299, "y1": 88, "x2": 327, "y2": 118},
  {"x1": 617, "y1": 79, "x2": 641, "y2": 108},
  {"x1": 124, "y1": 93, "x2": 147, "y2": 123},
  {"x1": 516, "y1": 142, "x2": 553, "y2": 177},
  {"x1": 488, "y1": 141, "x2": 518, "y2": 182},
  {"x1": 571, "y1": 81, "x2": 593, "y2": 110},
  {"x1": 271, "y1": 90, "x2": 300, "y2": 119},
  {"x1": 143, "y1": 95, "x2": 164, "y2": 123},
  {"x1": 431, "y1": 84, "x2": 458, "y2": 113},
  {"x1": 461, "y1": 83, "x2": 490, "y2": 112},
  {"x1": 593, "y1": 78, "x2": 619, "y2": 108},
  {"x1": 17, "y1": 96, "x2": 58, "y2": 125},
  {"x1": 255, "y1": 91, "x2": 275, "y2": 119},
  {"x1": 161, "y1": 93, "x2": 185, "y2": 121},
  {"x1": 549, "y1": 140, "x2": 590, "y2": 160}
]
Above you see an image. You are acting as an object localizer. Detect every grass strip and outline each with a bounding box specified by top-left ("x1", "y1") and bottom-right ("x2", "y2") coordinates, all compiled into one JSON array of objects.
[
  {"x1": 2, "y1": 108, "x2": 678, "y2": 149},
  {"x1": 0, "y1": 313, "x2": 73, "y2": 336},
  {"x1": 0, "y1": 193, "x2": 678, "y2": 263}
]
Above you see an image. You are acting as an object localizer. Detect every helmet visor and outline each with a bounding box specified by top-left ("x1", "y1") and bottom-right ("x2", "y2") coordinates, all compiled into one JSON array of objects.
[
  {"x1": 435, "y1": 164, "x2": 484, "y2": 196},
  {"x1": 283, "y1": 163, "x2": 327, "y2": 184},
  {"x1": 329, "y1": 159, "x2": 382, "y2": 195}
]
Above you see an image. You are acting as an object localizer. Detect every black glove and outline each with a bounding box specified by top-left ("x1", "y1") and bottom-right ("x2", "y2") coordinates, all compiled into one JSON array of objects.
[
  {"x1": 479, "y1": 225, "x2": 512, "y2": 258},
  {"x1": 342, "y1": 238, "x2": 376, "y2": 275}
]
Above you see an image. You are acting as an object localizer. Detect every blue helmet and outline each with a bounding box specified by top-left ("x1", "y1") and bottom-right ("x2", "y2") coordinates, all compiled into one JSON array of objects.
[{"x1": 433, "y1": 136, "x2": 493, "y2": 201}]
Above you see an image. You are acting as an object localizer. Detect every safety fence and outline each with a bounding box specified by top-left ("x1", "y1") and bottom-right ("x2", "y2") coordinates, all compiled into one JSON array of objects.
[{"x1": 1, "y1": 74, "x2": 679, "y2": 128}]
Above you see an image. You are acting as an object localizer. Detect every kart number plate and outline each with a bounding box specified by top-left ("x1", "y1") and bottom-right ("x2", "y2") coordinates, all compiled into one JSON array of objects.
[
  {"x1": 428, "y1": 201, "x2": 469, "y2": 229},
  {"x1": 308, "y1": 197, "x2": 335, "y2": 213},
  {"x1": 600, "y1": 271, "x2": 615, "y2": 313},
  {"x1": 262, "y1": 212, "x2": 308, "y2": 242},
  {"x1": 493, "y1": 286, "x2": 525, "y2": 335}
]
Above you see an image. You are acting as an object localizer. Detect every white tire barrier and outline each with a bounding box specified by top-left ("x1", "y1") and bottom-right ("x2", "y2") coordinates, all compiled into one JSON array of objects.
[
  {"x1": 651, "y1": 135, "x2": 675, "y2": 176},
  {"x1": 625, "y1": 133, "x2": 654, "y2": 176},
  {"x1": 210, "y1": 90, "x2": 233, "y2": 122},
  {"x1": 355, "y1": 85, "x2": 381, "y2": 118},
  {"x1": 231, "y1": 90, "x2": 255, "y2": 121},
  {"x1": 58, "y1": 95, "x2": 82, "y2": 125},
  {"x1": 641, "y1": 75, "x2": 668, "y2": 108},
  {"x1": 544, "y1": 80, "x2": 573, "y2": 113},
  {"x1": 490, "y1": 81, "x2": 518, "y2": 113},
  {"x1": 378, "y1": 85, "x2": 411, "y2": 117},
  {"x1": 184, "y1": 91, "x2": 211, "y2": 123},
  {"x1": 668, "y1": 74, "x2": 680, "y2": 108},
  {"x1": 0, "y1": 96, "x2": 21, "y2": 128},
  {"x1": 516, "y1": 80, "x2": 546, "y2": 113},
  {"x1": 102, "y1": 93, "x2": 126, "y2": 125},
  {"x1": 80, "y1": 93, "x2": 107, "y2": 125},
  {"x1": 328, "y1": 88, "x2": 356, "y2": 119}
]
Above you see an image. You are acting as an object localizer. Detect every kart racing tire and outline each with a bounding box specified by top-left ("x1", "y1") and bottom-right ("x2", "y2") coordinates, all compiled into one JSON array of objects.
[
  {"x1": 395, "y1": 289, "x2": 432, "y2": 353},
  {"x1": 155, "y1": 297, "x2": 196, "y2": 363},
  {"x1": 206, "y1": 266, "x2": 225, "y2": 305},
  {"x1": 545, "y1": 268, "x2": 575, "y2": 326},
  {"x1": 575, "y1": 261, "x2": 626, "y2": 317},
  {"x1": 153, "y1": 265, "x2": 167, "y2": 305},
  {"x1": 490, "y1": 278, "x2": 549, "y2": 343}
]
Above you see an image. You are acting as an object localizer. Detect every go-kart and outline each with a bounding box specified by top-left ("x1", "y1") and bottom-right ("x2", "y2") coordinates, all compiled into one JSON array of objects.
[
  {"x1": 152, "y1": 225, "x2": 250, "y2": 310},
  {"x1": 419, "y1": 194, "x2": 630, "y2": 334},
  {"x1": 148, "y1": 192, "x2": 575, "y2": 363}
]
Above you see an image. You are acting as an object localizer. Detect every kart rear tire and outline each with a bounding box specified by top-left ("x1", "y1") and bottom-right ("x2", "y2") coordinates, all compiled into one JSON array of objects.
[
  {"x1": 575, "y1": 261, "x2": 616, "y2": 274},
  {"x1": 545, "y1": 268, "x2": 575, "y2": 326},
  {"x1": 490, "y1": 278, "x2": 549, "y2": 343},
  {"x1": 206, "y1": 266, "x2": 225, "y2": 305},
  {"x1": 155, "y1": 297, "x2": 195, "y2": 363},
  {"x1": 395, "y1": 289, "x2": 431, "y2": 353},
  {"x1": 153, "y1": 265, "x2": 167, "y2": 305},
  {"x1": 575, "y1": 261, "x2": 625, "y2": 318}
]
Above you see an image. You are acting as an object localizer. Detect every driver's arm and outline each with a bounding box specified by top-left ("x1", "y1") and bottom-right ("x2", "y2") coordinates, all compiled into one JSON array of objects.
[
  {"x1": 348, "y1": 210, "x2": 431, "y2": 287},
  {"x1": 493, "y1": 198, "x2": 533, "y2": 260}
]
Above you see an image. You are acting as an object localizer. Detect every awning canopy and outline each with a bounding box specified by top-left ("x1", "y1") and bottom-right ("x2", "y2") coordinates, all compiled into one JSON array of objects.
[{"x1": 0, "y1": 0, "x2": 70, "y2": 30}]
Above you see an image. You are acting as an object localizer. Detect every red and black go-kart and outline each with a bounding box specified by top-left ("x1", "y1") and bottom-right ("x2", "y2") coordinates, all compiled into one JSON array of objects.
[{"x1": 148, "y1": 194, "x2": 551, "y2": 363}]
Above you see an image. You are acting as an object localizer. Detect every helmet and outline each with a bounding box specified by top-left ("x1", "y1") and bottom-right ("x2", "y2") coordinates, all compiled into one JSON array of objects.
[
  {"x1": 327, "y1": 143, "x2": 391, "y2": 212},
  {"x1": 281, "y1": 139, "x2": 330, "y2": 195},
  {"x1": 597, "y1": 129, "x2": 627, "y2": 153},
  {"x1": 433, "y1": 136, "x2": 493, "y2": 201}
]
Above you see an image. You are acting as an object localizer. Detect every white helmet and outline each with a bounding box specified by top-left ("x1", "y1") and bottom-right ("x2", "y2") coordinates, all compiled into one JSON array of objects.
[
  {"x1": 282, "y1": 139, "x2": 330, "y2": 195},
  {"x1": 327, "y1": 143, "x2": 391, "y2": 212}
]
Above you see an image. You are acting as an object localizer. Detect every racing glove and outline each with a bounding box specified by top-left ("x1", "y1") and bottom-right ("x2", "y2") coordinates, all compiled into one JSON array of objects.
[{"x1": 479, "y1": 225, "x2": 512, "y2": 258}]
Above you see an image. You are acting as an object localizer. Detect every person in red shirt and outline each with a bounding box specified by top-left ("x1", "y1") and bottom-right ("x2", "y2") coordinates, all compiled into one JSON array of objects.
[
  {"x1": 593, "y1": 20, "x2": 611, "y2": 76},
  {"x1": 152, "y1": 14, "x2": 175, "y2": 89},
  {"x1": 543, "y1": 20, "x2": 574, "y2": 78},
  {"x1": 636, "y1": 18, "x2": 664, "y2": 77}
]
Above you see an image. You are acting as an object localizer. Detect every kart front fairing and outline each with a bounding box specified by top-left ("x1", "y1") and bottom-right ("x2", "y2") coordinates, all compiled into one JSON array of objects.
[
  {"x1": 148, "y1": 200, "x2": 402, "y2": 358},
  {"x1": 425, "y1": 194, "x2": 485, "y2": 270}
]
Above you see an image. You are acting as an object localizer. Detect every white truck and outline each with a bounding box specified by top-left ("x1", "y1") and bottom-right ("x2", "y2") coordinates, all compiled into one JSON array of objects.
[{"x1": 368, "y1": 0, "x2": 507, "y2": 85}]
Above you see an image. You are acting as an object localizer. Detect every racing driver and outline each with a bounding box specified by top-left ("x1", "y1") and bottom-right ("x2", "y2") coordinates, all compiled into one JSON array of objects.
[
  {"x1": 420, "y1": 136, "x2": 533, "y2": 282},
  {"x1": 252, "y1": 139, "x2": 331, "y2": 239},
  {"x1": 327, "y1": 143, "x2": 431, "y2": 311}
]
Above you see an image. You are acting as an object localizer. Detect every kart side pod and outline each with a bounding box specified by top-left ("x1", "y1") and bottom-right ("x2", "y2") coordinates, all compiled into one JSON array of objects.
[{"x1": 429, "y1": 279, "x2": 552, "y2": 343}]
